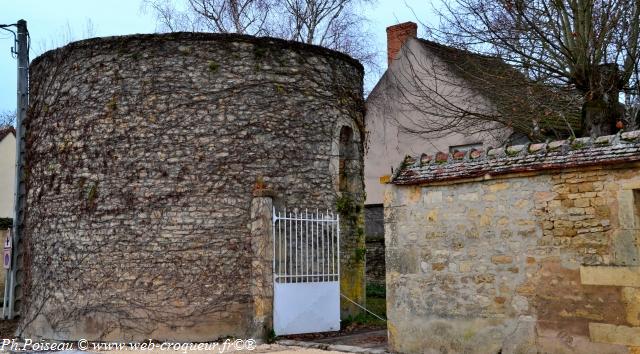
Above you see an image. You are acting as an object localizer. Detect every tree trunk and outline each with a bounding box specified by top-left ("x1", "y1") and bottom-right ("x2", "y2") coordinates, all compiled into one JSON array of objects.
[
  {"x1": 582, "y1": 99, "x2": 619, "y2": 137},
  {"x1": 581, "y1": 64, "x2": 624, "y2": 137}
]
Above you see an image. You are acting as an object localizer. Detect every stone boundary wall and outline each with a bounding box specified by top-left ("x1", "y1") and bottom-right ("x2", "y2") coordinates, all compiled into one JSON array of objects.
[
  {"x1": 364, "y1": 205, "x2": 385, "y2": 287},
  {"x1": 365, "y1": 237, "x2": 385, "y2": 287},
  {"x1": 385, "y1": 131, "x2": 640, "y2": 353},
  {"x1": 22, "y1": 33, "x2": 364, "y2": 341}
]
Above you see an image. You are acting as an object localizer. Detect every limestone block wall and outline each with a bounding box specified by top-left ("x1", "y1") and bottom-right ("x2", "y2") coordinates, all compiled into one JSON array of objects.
[
  {"x1": 21, "y1": 33, "x2": 364, "y2": 341},
  {"x1": 385, "y1": 132, "x2": 640, "y2": 354}
]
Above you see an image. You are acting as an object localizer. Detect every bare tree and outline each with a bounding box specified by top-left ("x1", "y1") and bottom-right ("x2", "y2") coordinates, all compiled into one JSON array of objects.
[
  {"x1": 279, "y1": 0, "x2": 378, "y2": 68},
  {"x1": 142, "y1": 0, "x2": 199, "y2": 32},
  {"x1": 0, "y1": 110, "x2": 16, "y2": 127},
  {"x1": 422, "y1": 0, "x2": 640, "y2": 138},
  {"x1": 377, "y1": 37, "x2": 583, "y2": 143},
  {"x1": 626, "y1": 92, "x2": 640, "y2": 129},
  {"x1": 35, "y1": 19, "x2": 96, "y2": 55},
  {"x1": 143, "y1": 0, "x2": 380, "y2": 77},
  {"x1": 143, "y1": 0, "x2": 275, "y2": 34},
  {"x1": 190, "y1": 0, "x2": 275, "y2": 34}
]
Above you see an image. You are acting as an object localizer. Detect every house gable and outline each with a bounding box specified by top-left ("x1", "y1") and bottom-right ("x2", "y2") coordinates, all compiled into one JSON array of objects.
[{"x1": 365, "y1": 36, "x2": 509, "y2": 204}]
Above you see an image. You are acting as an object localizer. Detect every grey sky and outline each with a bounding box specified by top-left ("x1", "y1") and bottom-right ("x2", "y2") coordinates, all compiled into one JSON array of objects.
[{"x1": 0, "y1": 0, "x2": 435, "y2": 113}]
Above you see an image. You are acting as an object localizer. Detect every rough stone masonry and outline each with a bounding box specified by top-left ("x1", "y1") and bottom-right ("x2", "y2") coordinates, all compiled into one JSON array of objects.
[
  {"x1": 20, "y1": 33, "x2": 365, "y2": 341},
  {"x1": 385, "y1": 131, "x2": 640, "y2": 354}
]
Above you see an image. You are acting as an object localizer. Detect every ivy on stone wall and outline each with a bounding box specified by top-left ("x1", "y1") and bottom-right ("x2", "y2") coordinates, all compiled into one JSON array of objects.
[{"x1": 21, "y1": 32, "x2": 365, "y2": 339}]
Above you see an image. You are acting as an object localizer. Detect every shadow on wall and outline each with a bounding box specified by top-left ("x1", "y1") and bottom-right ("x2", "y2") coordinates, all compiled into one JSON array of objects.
[{"x1": 364, "y1": 204, "x2": 385, "y2": 288}]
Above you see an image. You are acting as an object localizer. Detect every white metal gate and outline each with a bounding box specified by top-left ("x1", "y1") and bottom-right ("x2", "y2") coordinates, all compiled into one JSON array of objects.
[{"x1": 273, "y1": 208, "x2": 340, "y2": 335}]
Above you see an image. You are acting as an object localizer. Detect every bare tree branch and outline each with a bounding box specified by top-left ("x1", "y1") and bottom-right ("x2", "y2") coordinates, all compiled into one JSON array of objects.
[
  {"x1": 143, "y1": 0, "x2": 382, "y2": 84},
  {"x1": 0, "y1": 110, "x2": 16, "y2": 127},
  {"x1": 421, "y1": 0, "x2": 640, "y2": 137}
]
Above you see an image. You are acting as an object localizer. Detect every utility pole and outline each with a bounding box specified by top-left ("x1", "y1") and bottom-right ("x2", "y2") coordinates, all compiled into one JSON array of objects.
[{"x1": 2, "y1": 19, "x2": 28, "y2": 319}]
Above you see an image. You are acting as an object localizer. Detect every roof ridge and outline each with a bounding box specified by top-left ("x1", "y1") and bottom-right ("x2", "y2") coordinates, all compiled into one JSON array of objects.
[
  {"x1": 0, "y1": 126, "x2": 15, "y2": 141},
  {"x1": 416, "y1": 38, "x2": 500, "y2": 61}
]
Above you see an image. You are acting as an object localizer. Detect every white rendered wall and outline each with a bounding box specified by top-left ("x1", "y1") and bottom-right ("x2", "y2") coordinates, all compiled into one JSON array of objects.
[
  {"x1": 365, "y1": 38, "x2": 511, "y2": 204},
  {"x1": 0, "y1": 134, "x2": 16, "y2": 218}
]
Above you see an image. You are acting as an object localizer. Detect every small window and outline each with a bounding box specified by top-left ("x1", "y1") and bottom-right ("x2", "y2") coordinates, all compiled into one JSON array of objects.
[{"x1": 449, "y1": 143, "x2": 482, "y2": 154}]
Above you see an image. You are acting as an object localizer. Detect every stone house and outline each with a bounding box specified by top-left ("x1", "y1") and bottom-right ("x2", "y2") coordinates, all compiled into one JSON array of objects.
[
  {"x1": 363, "y1": 22, "x2": 578, "y2": 286},
  {"x1": 16, "y1": 33, "x2": 365, "y2": 341},
  {"x1": 384, "y1": 130, "x2": 640, "y2": 353}
]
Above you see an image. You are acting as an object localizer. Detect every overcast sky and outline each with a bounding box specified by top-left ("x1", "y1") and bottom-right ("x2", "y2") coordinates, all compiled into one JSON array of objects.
[{"x1": 0, "y1": 0, "x2": 436, "y2": 113}]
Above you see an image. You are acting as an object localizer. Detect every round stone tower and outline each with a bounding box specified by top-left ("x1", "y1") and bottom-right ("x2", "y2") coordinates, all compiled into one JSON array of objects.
[{"x1": 21, "y1": 33, "x2": 364, "y2": 341}]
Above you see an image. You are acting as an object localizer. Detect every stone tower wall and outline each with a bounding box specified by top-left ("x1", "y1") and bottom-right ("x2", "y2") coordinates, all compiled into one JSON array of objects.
[{"x1": 21, "y1": 32, "x2": 364, "y2": 341}]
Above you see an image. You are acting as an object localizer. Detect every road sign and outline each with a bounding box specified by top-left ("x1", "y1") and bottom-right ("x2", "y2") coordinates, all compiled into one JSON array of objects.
[{"x1": 3, "y1": 231, "x2": 11, "y2": 250}]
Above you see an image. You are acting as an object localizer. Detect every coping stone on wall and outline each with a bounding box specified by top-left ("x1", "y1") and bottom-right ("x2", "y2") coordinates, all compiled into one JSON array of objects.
[{"x1": 391, "y1": 130, "x2": 640, "y2": 185}]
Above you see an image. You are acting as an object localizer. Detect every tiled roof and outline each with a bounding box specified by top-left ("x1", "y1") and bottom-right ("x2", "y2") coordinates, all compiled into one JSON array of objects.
[
  {"x1": 417, "y1": 39, "x2": 582, "y2": 135},
  {"x1": 0, "y1": 126, "x2": 15, "y2": 141},
  {"x1": 391, "y1": 130, "x2": 640, "y2": 185}
]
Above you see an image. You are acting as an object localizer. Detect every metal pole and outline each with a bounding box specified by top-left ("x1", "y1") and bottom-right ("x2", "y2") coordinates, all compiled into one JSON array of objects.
[{"x1": 5, "y1": 19, "x2": 28, "y2": 319}]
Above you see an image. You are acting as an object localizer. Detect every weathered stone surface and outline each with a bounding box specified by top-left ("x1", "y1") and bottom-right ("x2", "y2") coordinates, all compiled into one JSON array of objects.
[
  {"x1": 365, "y1": 205, "x2": 385, "y2": 287},
  {"x1": 622, "y1": 287, "x2": 640, "y2": 327},
  {"x1": 491, "y1": 255, "x2": 513, "y2": 264},
  {"x1": 250, "y1": 196, "x2": 274, "y2": 338},
  {"x1": 384, "y1": 161, "x2": 640, "y2": 353},
  {"x1": 392, "y1": 132, "x2": 640, "y2": 185},
  {"x1": 365, "y1": 237, "x2": 385, "y2": 287},
  {"x1": 22, "y1": 33, "x2": 364, "y2": 341},
  {"x1": 590, "y1": 323, "x2": 640, "y2": 346},
  {"x1": 581, "y1": 266, "x2": 640, "y2": 287}
]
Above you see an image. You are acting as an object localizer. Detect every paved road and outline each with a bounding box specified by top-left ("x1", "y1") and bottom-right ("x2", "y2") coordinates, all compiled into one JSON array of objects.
[{"x1": 4, "y1": 344, "x2": 345, "y2": 354}]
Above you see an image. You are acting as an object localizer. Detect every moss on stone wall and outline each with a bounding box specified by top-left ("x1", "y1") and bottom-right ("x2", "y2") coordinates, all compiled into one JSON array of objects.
[{"x1": 337, "y1": 193, "x2": 366, "y2": 315}]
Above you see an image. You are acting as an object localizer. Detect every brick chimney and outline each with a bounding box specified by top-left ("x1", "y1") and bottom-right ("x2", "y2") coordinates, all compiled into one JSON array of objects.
[{"x1": 386, "y1": 22, "x2": 417, "y2": 66}]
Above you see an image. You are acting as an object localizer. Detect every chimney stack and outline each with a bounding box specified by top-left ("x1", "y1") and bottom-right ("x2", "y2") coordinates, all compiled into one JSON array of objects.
[{"x1": 386, "y1": 22, "x2": 417, "y2": 66}]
